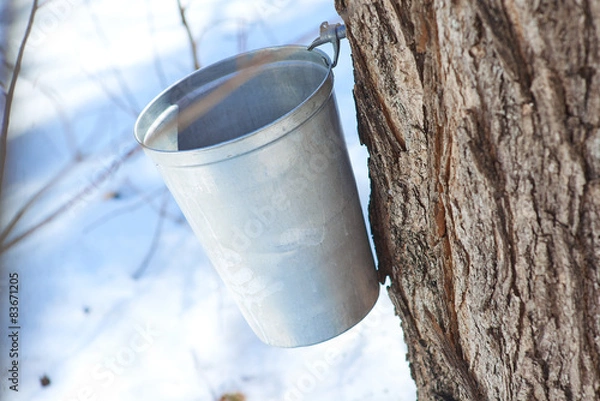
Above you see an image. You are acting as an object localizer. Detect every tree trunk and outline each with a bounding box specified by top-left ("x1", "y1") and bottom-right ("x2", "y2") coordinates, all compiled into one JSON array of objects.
[{"x1": 335, "y1": 1, "x2": 600, "y2": 400}]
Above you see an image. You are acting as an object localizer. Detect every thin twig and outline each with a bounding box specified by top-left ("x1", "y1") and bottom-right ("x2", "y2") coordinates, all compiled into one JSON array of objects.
[
  {"x1": 177, "y1": 0, "x2": 200, "y2": 70},
  {"x1": 196, "y1": 17, "x2": 244, "y2": 50},
  {"x1": 0, "y1": 161, "x2": 75, "y2": 244},
  {"x1": 2, "y1": 57, "x2": 81, "y2": 158},
  {"x1": 0, "y1": 4, "x2": 11, "y2": 94},
  {"x1": 36, "y1": 84, "x2": 81, "y2": 160},
  {"x1": 151, "y1": 48, "x2": 285, "y2": 142},
  {"x1": 145, "y1": 0, "x2": 169, "y2": 88},
  {"x1": 82, "y1": 186, "x2": 169, "y2": 234},
  {"x1": 256, "y1": 18, "x2": 279, "y2": 46},
  {"x1": 175, "y1": 49, "x2": 279, "y2": 134},
  {"x1": 84, "y1": 0, "x2": 140, "y2": 114},
  {"x1": 37, "y1": 0, "x2": 54, "y2": 8},
  {"x1": 80, "y1": 67, "x2": 139, "y2": 117},
  {"x1": 77, "y1": 111, "x2": 127, "y2": 155},
  {"x1": 0, "y1": 144, "x2": 140, "y2": 253},
  {"x1": 237, "y1": 18, "x2": 247, "y2": 53},
  {"x1": 112, "y1": 178, "x2": 181, "y2": 219},
  {"x1": 191, "y1": 349, "x2": 219, "y2": 401},
  {"x1": 132, "y1": 191, "x2": 169, "y2": 280},
  {"x1": 0, "y1": 0, "x2": 38, "y2": 201}
]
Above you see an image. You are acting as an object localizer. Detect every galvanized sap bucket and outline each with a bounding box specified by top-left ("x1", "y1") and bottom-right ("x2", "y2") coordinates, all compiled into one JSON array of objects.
[{"x1": 134, "y1": 41, "x2": 379, "y2": 347}]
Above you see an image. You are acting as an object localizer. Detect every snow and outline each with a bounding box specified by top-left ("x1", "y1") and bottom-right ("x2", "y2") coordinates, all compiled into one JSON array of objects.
[{"x1": 1, "y1": 0, "x2": 417, "y2": 400}]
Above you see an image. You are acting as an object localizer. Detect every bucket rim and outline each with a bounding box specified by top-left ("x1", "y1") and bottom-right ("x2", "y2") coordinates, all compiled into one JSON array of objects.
[{"x1": 134, "y1": 45, "x2": 334, "y2": 167}]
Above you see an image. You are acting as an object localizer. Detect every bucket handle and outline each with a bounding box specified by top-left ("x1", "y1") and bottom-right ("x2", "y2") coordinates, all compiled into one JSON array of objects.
[{"x1": 308, "y1": 21, "x2": 347, "y2": 68}]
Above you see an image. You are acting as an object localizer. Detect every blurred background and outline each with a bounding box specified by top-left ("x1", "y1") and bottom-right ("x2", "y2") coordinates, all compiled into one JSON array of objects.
[{"x1": 0, "y1": 0, "x2": 416, "y2": 400}]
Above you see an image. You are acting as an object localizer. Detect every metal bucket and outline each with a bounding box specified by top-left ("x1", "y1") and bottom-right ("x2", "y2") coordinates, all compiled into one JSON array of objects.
[{"x1": 134, "y1": 45, "x2": 379, "y2": 347}]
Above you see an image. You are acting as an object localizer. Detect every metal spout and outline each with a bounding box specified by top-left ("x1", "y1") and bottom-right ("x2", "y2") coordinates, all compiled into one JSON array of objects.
[{"x1": 308, "y1": 21, "x2": 347, "y2": 68}]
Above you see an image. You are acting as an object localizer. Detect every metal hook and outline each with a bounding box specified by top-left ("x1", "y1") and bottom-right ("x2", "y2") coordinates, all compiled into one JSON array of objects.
[{"x1": 308, "y1": 21, "x2": 347, "y2": 68}]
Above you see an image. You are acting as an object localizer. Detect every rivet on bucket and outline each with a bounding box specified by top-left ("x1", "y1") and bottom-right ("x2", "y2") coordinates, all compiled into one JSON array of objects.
[{"x1": 134, "y1": 45, "x2": 379, "y2": 347}]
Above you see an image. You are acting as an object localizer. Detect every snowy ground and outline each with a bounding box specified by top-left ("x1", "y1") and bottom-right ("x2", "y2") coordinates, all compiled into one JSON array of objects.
[{"x1": 1, "y1": 0, "x2": 416, "y2": 400}]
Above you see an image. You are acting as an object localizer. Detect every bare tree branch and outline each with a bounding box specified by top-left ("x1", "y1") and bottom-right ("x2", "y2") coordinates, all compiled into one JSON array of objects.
[
  {"x1": 256, "y1": 18, "x2": 278, "y2": 46},
  {"x1": 175, "y1": 49, "x2": 279, "y2": 134},
  {"x1": 191, "y1": 349, "x2": 219, "y2": 401},
  {"x1": 0, "y1": 0, "x2": 38, "y2": 201},
  {"x1": 0, "y1": 2, "x2": 11, "y2": 93},
  {"x1": 0, "y1": 119, "x2": 135, "y2": 247},
  {"x1": 36, "y1": 84, "x2": 81, "y2": 160},
  {"x1": 83, "y1": 186, "x2": 173, "y2": 234},
  {"x1": 237, "y1": 18, "x2": 247, "y2": 53},
  {"x1": 1, "y1": 56, "x2": 80, "y2": 159},
  {"x1": 80, "y1": 67, "x2": 140, "y2": 117},
  {"x1": 132, "y1": 190, "x2": 169, "y2": 280},
  {"x1": 0, "y1": 161, "x2": 74, "y2": 245},
  {"x1": 177, "y1": 0, "x2": 200, "y2": 70},
  {"x1": 84, "y1": 0, "x2": 140, "y2": 115},
  {"x1": 145, "y1": 0, "x2": 169, "y2": 88},
  {"x1": 0, "y1": 143, "x2": 140, "y2": 253}
]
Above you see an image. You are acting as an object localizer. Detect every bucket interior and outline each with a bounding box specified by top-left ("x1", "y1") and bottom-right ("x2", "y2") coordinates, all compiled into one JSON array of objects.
[{"x1": 141, "y1": 51, "x2": 330, "y2": 152}]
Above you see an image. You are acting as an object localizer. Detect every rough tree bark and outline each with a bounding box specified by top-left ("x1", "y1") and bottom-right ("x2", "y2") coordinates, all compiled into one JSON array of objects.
[{"x1": 335, "y1": 1, "x2": 600, "y2": 400}]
